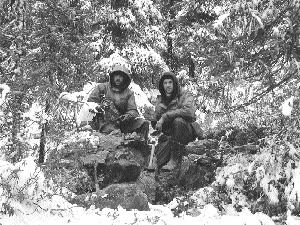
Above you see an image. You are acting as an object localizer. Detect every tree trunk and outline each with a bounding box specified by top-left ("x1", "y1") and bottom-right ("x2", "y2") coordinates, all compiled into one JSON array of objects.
[
  {"x1": 10, "y1": 91, "x2": 24, "y2": 163},
  {"x1": 110, "y1": 0, "x2": 129, "y2": 48},
  {"x1": 167, "y1": 21, "x2": 173, "y2": 69},
  {"x1": 166, "y1": 0, "x2": 174, "y2": 70},
  {"x1": 38, "y1": 100, "x2": 50, "y2": 163},
  {"x1": 188, "y1": 53, "x2": 195, "y2": 78}
]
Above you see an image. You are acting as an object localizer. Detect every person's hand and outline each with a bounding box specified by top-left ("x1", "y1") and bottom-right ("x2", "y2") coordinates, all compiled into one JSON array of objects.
[
  {"x1": 95, "y1": 105, "x2": 103, "y2": 113},
  {"x1": 89, "y1": 104, "x2": 103, "y2": 114},
  {"x1": 118, "y1": 114, "x2": 131, "y2": 122},
  {"x1": 155, "y1": 117, "x2": 164, "y2": 131},
  {"x1": 143, "y1": 106, "x2": 155, "y2": 121}
]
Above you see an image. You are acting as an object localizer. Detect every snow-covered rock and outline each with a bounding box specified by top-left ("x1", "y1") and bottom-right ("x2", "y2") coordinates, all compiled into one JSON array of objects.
[
  {"x1": 280, "y1": 96, "x2": 295, "y2": 117},
  {"x1": 77, "y1": 102, "x2": 100, "y2": 124},
  {"x1": 0, "y1": 157, "x2": 50, "y2": 203},
  {"x1": 129, "y1": 81, "x2": 154, "y2": 113},
  {"x1": 0, "y1": 83, "x2": 10, "y2": 106},
  {"x1": 287, "y1": 167, "x2": 300, "y2": 213}
]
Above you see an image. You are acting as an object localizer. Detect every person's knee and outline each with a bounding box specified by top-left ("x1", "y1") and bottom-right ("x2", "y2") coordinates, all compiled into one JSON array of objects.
[
  {"x1": 143, "y1": 120, "x2": 150, "y2": 127},
  {"x1": 172, "y1": 117, "x2": 186, "y2": 128},
  {"x1": 171, "y1": 117, "x2": 194, "y2": 144}
]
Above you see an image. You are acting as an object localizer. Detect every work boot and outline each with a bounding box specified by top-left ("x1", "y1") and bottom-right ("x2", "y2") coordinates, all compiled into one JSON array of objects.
[{"x1": 161, "y1": 141, "x2": 183, "y2": 171}]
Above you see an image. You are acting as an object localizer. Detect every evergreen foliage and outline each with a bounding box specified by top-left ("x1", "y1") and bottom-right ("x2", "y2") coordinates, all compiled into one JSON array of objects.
[{"x1": 0, "y1": 1, "x2": 300, "y2": 222}]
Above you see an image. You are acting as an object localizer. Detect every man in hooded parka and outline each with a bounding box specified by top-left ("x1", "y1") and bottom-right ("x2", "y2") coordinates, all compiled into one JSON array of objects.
[
  {"x1": 87, "y1": 64, "x2": 149, "y2": 141},
  {"x1": 146, "y1": 71, "x2": 202, "y2": 170}
]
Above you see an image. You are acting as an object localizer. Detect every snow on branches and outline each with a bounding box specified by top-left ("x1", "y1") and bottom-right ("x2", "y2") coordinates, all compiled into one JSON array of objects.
[
  {"x1": 280, "y1": 96, "x2": 295, "y2": 117},
  {"x1": 0, "y1": 84, "x2": 10, "y2": 106},
  {"x1": 0, "y1": 156, "x2": 53, "y2": 215}
]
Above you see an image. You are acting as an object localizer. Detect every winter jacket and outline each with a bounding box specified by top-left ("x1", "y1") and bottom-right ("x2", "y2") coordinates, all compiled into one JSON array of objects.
[
  {"x1": 153, "y1": 72, "x2": 203, "y2": 139},
  {"x1": 87, "y1": 64, "x2": 139, "y2": 118},
  {"x1": 153, "y1": 90, "x2": 196, "y2": 123},
  {"x1": 154, "y1": 72, "x2": 196, "y2": 123}
]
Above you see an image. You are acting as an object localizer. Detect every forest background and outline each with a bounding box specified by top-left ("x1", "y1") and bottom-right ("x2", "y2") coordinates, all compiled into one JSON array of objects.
[
  {"x1": 0, "y1": 0, "x2": 300, "y2": 224},
  {"x1": 1, "y1": 0, "x2": 300, "y2": 157}
]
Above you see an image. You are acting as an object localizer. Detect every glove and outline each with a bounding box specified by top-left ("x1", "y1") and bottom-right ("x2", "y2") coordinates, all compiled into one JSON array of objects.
[
  {"x1": 89, "y1": 104, "x2": 103, "y2": 114},
  {"x1": 118, "y1": 114, "x2": 131, "y2": 122},
  {"x1": 143, "y1": 106, "x2": 155, "y2": 121},
  {"x1": 95, "y1": 105, "x2": 103, "y2": 113},
  {"x1": 155, "y1": 117, "x2": 164, "y2": 131}
]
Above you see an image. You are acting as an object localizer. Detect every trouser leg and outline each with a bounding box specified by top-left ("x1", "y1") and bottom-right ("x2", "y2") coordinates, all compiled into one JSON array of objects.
[
  {"x1": 90, "y1": 113, "x2": 102, "y2": 131},
  {"x1": 155, "y1": 138, "x2": 174, "y2": 169},
  {"x1": 136, "y1": 120, "x2": 150, "y2": 142},
  {"x1": 171, "y1": 117, "x2": 195, "y2": 145},
  {"x1": 156, "y1": 117, "x2": 195, "y2": 170}
]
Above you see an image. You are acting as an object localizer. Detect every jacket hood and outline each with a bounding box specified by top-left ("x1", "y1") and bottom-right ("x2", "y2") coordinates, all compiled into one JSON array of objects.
[
  {"x1": 109, "y1": 64, "x2": 131, "y2": 91},
  {"x1": 158, "y1": 71, "x2": 179, "y2": 103}
]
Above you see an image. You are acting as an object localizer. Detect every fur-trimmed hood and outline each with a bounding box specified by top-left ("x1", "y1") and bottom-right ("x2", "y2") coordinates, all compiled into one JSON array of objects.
[
  {"x1": 109, "y1": 64, "x2": 131, "y2": 91},
  {"x1": 158, "y1": 71, "x2": 179, "y2": 103}
]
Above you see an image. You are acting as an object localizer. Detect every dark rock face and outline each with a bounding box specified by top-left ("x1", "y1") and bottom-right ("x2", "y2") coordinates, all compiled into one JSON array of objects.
[
  {"x1": 49, "y1": 131, "x2": 224, "y2": 206},
  {"x1": 71, "y1": 183, "x2": 150, "y2": 211},
  {"x1": 154, "y1": 151, "x2": 221, "y2": 204},
  {"x1": 81, "y1": 143, "x2": 148, "y2": 189},
  {"x1": 49, "y1": 131, "x2": 150, "y2": 191},
  {"x1": 178, "y1": 154, "x2": 220, "y2": 189},
  {"x1": 136, "y1": 171, "x2": 156, "y2": 203},
  {"x1": 47, "y1": 131, "x2": 153, "y2": 211},
  {"x1": 48, "y1": 126, "x2": 265, "y2": 209},
  {"x1": 185, "y1": 139, "x2": 219, "y2": 155},
  {"x1": 106, "y1": 159, "x2": 142, "y2": 183}
]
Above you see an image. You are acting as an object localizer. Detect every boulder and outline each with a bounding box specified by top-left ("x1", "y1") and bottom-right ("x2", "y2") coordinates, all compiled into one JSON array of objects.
[
  {"x1": 81, "y1": 144, "x2": 147, "y2": 189},
  {"x1": 154, "y1": 147, "x2": 222, "y2": 204},
  {"x1": 178, "y1": 154, "x2": 220, "y2": 189},
  {"x1": 136, "y1": 171, "x2": 157, "y2": 203},
  {"x1": 47, "y1": 131, "x2": 150, "y2": 194},
  {"x1": 186, "y1": 139, "x2": 219, "y2": 155}
]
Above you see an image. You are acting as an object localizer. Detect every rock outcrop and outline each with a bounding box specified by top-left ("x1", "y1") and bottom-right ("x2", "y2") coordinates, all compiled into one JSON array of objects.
[{"x1": 47, "y1": 126, "x2": 263, "y2": 211}]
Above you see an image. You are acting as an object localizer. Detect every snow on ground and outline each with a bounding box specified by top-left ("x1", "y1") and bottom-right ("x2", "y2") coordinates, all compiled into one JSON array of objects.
[
  {"x1": 0, "y1": 156, "x2": 282, "y2": 225},
  {"x1": 1, "y1": 152, "x2": 299, "y2": 225},
  {"x1": 0, "y1": 201, "x2": 279, "y2": 225}
]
